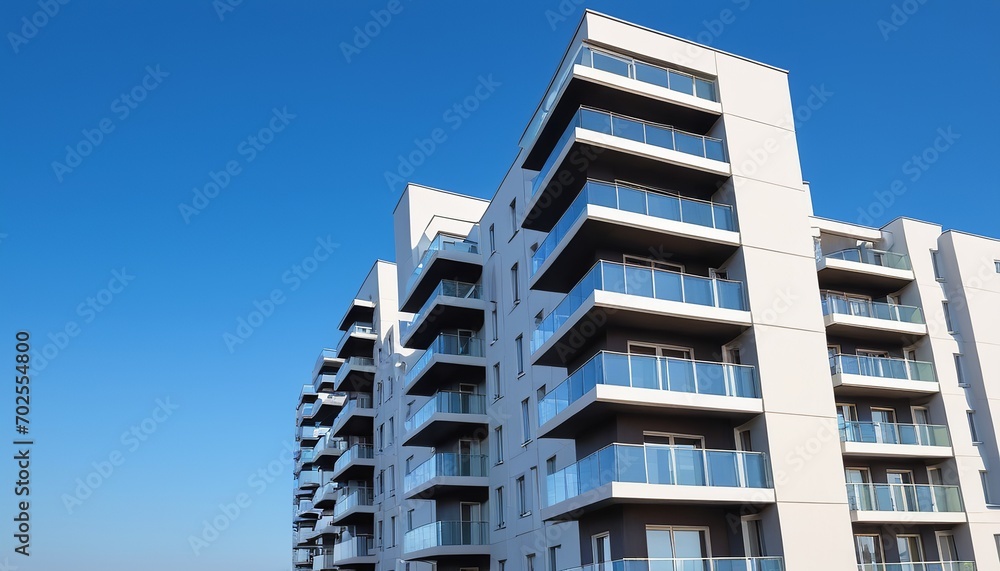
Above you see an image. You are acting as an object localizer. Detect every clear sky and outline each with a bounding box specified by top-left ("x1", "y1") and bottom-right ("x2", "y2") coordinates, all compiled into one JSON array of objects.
[{"x1": 0, "y1": 1, "x2": 997, "y2": 570}]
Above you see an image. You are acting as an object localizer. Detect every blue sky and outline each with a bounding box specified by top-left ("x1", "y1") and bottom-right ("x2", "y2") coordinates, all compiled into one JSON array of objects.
[{"x1": 0, "y1": 1, "x2": 997, "y2": 570}]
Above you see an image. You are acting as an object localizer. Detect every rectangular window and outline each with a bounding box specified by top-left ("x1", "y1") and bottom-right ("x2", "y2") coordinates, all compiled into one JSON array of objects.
[
  {"x1": 491, "y1": 307, "x2": 499, "y2": 341},
  {"x1": 489, "y1": 224, "x2": 496, "y2": 253},
  {"x1": 387, "y1": 417, "x2": 394, "y2": 446},
  {"x1": 494, "y1": 426, "x2": 504, "y2": 464},
  {"x1": 982, "y1": 471, "x2": 992, "y2": 504},
  {"x1": 955, "y1": 354, "x2": 968, "y2": 386},
  {"x1": 510, "y1": 200, "x2": 518, "y2": 236},
  {"x1": 548, "y1": 546, "x2": 559, "y2": 571},
  {"x1": 521, "y1": 398, "x2": 531, "y2": 444},
  {"x1": 517, "y1": 475, "x2": 529, "y2": 516},
  {"x1": 995, "y1": 260, "x2": 1000, "y2": 274},
  {"x1": 499, "y1": 561, "x2": 506, "y2": 571},
  {"x1": 388, "y1": 465, "x2": 395, "y2": 495},
  {"x1": 931, "y1": 250, "x2": 944, "y2": 280},
  {"x1": 969, "y1": 411, "x2": 981, "y2": 444},
  {"x1": 406, "y1": 509, "x2": 414, "y2": 531},
  {"x1": 546, "y1": 456, "x2": 557, "y2": 475},
  {"x1": 516, "y1": 335, "x2": 525, "y2": 375},
  {"x1": 377, "y1": 423, "x2": 385, "y2": 451},
  {"x1": 525, "y1": 553, "x2": 536, "y2": 571},
  {"x1": 377, "y1": 519, "x2": 383, "y2": 548},
  {"x1": 943, "y1": 301, "x2": 955, "y2": 333},
  {"x1": 495, "y1": 487, "x2": 506, "y2": 528},
  {"x1": 511, "y1": 263, "x2": 520, "y2": 304},
  {"x1": 390, "y1": 515, "x2": 396, "y2": 547},
  {"x1": 492, "y1": 363, "x2": 502, "y2": 400}
]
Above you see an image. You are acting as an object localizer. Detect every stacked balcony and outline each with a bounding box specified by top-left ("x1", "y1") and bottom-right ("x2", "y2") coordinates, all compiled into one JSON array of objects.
[
  {"x1": 313, "y1": 534, "x2": 376, "y2": 569},
  {"x1": 335, "y1": 322, "x2": 377, "y2": 359},
  {"x1": 400, "y1": 230, "x2": 482, "y2": 315},
  {"x1": 329, "y1": 393, "x2": 374, "y2": 438},
  {"x1": 403, "y1": 452, "x2": 490, "y2": 500},
  {"x1": 404, "y1": 333, "x2": 486, "y2": 396},
  {"x1": 331, "y1": 443, "x2": 375, "y2": 483},
  {"x1": 840, "y1": 421, "x2": 951, "y2": 459},
  {"x1": 332, "y1": 356, "x2": 376, "y2": 392},
  {"x1": 402, "y1": 391, "x2": 489, "y2": 447},
  {"x1": 331, "y1": 486, "x2": 375, "y2": 525},
  {"x1": 401, "y1": 280, "x2": 486, "y2": 349},
  {"x1": 817, "y1": 247, "x2": 915, "y2": 292},
  {"x1": 846, "y1": 482, "x2": 966, "y2": 524},
  {"x1": 821, "y1": 291, "x2": 927, "y2": 342},
  {"x1": 402, "y1": 521, "x2": 489, "y2": 564}
]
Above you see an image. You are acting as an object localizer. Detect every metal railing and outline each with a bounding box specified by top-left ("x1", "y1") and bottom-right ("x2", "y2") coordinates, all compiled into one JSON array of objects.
[
  {"x1": 404, "y1": 453, "x2": 489, "y2": 492},
  {"x1": 402, "y1": 521, "x2": 489, "y2": 552},
  {"x1": 825, "y1": 247, "x2": 911, "y2": 270},
  {"x1": 405, "y1": 231, "x2": 481, "y2": 294},
  {"x1": 856, "y1": 563, "x2": 975, "y2": 571},
  {"x1": 332, "y1": 487, "x2": 374, "y2": 519},
  {"x1": 830, "y1": 354, "x2": 936, "y2": 383},
  {"x1": 563, "y1": 558, "x2": 785, "y2": 571},
  {"x1": 532, "y1": 261, "x2": 746, "y2": 353},
  {"x1": 405, "y1": 333, "x2": 484, "y2": 387},
  {"x1": 821, "y1": 292, "x2": 924, "y2": 324},
  {"x1": 846, "y1": 483, "x2": 964, "y2": 513},
  {"x1": 332, "y1": 444, "x2": 374, "y2": 474},
  {"x1": 575, "y1": 45, "x2": 718, "y2": 101},
  {"x1": 402, "y1": 280, "x2": 483, "y2": 339},
  {"x1": 405, "y1": 391, "x2": 487, "y2": 433},
  {"x1": 840, "y1": 421, "x2": 950, "y2": 447}
]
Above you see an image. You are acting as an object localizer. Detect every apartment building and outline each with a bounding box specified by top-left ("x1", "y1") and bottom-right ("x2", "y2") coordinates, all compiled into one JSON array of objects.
[{"x1": 292, "y1": 10, "x2": 1000, "y2": 571}]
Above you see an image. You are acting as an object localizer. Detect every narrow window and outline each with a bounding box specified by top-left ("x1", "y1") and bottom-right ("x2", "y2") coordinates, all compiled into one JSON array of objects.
[
  {"x1": 496, "y1": 487, "x2": 506, "y2": 528},
  {"x1": 943, "y1": 301, "x2": 955, "y2": 333},
  {"x1": 969, "y1": 411, "x2": 981, "y2": 444},
  {"x1": 511, "y1": 263, "x2": 520, "y2": 304},
  {"x1": 521, "y1": 398, "x2": 531, "y2": 443},
  {"x1": 931, "y1": 250, "x2": 944, "y2": 280},
  {"x1": 515, "y1": 335, "x2": 525, "y2": 375},
  {"x1": 494, "y1": 426, "x2": 504, "y2": 463},
  {"x1": 489, "y1": 223, "x2": 496, "y2": 253},
  {"x1": 509, "y1": 200, "x2": 518, "y2": 236}
]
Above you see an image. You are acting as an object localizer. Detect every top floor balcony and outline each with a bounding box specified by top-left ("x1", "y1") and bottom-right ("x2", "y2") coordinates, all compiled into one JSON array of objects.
[
  {"x1": 401, "y1": 231, "x2": 482, "y2": 313},
  {"x1": 338, "y1": 298, "x2": 376, "y2": 332},
  {"x1": 817, "y1": 247, "x2": 914, "y2": 293}
]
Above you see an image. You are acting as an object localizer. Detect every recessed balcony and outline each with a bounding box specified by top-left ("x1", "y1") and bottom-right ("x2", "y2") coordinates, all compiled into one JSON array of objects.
[
  {"x1": 401, "y1": 232, "x2": 482, "y2": 313},
  {"x1": 539, "y1": 351, "x2": 760, "y2": 439},
  {"x1": 293, "y1": 547, "x2": 312, "y2": 564},
  {"x1": 532, "y1": 261, "x2": 751, "y2": 367},
  {"x1": 404, "y1": 334, "x2": 486, "y2": 396},
  {"x1": 296, "y1": 402, "x2": 316, "y2": 427},
  {"x1": 402, "y1": 521, "x2": 489, "y2": 563},
  {"x1": 402, "y1": 391, "x2": 489, "y2": 448},
  {"x1": 543, "y1": 443, "x2": 774, "y2": 521},
  {"x1": 335, "y1": 323, "x2": 377, "y2": 359},
  {"x1": 333, "y1": 356, "x2": 375, "y2": 392},
  {"x1": 846, "y1": 483, "x2": 965, "y2": 524},
  {"x1": 830, "y1": 354, "x2": 938, "y2": 396},
  {"x1": 331, "y1": 486, "x2": 375, "y2": 525},
  {"x1": 840, "y1": 421, "x2": 951, "y2": 459},
  {"x1": 330, "y1": 394, "x2": 374, "y2": 438},
  {"x1": 817, "y1": 248, "x2": 914, "y2": 293},
  {"x1": 530, "y1": 180, "x2": 740, "y2": 292},
  {"x1": 821, "y1": 293, "x2": 927, "y2": 342},
  {"x1": 295, "y1": 499, "x2": 320, "y2": 521},
  {"x1": 564, "y1": 558, "x2": 785, "y2": 571},
  {"x1": 525, "y1": 107, "x2": 730, "y2": 232},
  {"x1": 330, "y1": 444, "x2": 375, "y2": 483},
  {"x1": 338, "y1": 299, "x2": 376, "y2": 332},
  {"x1": 295, "y1": 448, "x2": 315, "y2": 474},
  {"x1": 401, "y1": 280, "x2": 486, "y2": 349},
  {"x1": 403, "y1": 453, "x2": 489, "y2": 501}
]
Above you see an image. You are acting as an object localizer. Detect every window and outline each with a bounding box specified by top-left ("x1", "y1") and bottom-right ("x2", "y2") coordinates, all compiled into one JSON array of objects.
[
  {"x1": 982, "y1": 471, "x2": 992, "y2": 504},
  {"x1": 406, "y1": 509, "x2": 414, "y2": 531},
  {"x1": 499, "y1": 561, "x2": 506, "y2": 571},
  {"x1": 494, "y1": 426, "x2": 504, "y2": 464},
  {"x1": 377, "y1": 423, "x2": 385, "y2": 451},
  {"x1": 525, "y1": 553, "x2": 536, "y2": 571},
  {"x1": 548, "y1": 546, "x2": 560, "y2": 571},
  {"x1": 931, "y1": 250, "x2": 944, "y2": 280},
  {"x1": 376, "y1": 381, "x2": 383, "y2": 405},
  {"x1": 377, "y1": 469, "x2": 385, "y2": 494},
  {"x1": 969, "y1": 411, "x2": 982, "y2": 444},
  {"x1": 995, "y1": 260, "x2": 1000, "y2": 274},
  {"x1": 387, "y1": 417, "x2": 394, "y2": 446},
  {"x1": 955, "y1": 354, "x2": 968, "y2": 386},
  {"x1": 389, "y1": 515, "x2": 397, "y2": 547},
  {"x1": 521, "y1": 398, "x2": 531, "y2": 444},
  {"x1": 377, "y1": 519, "x2": 383, "y2": 548},
  {"x1": 509, "y1": 199, "x2": 518, "y2": 236},
  {"x1": 491, "y1": 307, "x2": 498, "y2": 341},
  {"x1": 943, "y1": 301, "x2": 955, "y2": 333},
  {"x1": 517, "y1": 475, "x2": 530, "y2": 516},
  {"x1": 492, "y1": 363, "x2": 502, "y2": 400},
  {"x1": 489, "y1": 224, "x2": 496, "y2": 253},
  {"x1": 511, "y1": 263, "x2": 520, "y2": 304},
  {"x1": 515, "y1": 335, "x2": 524, "y2": 375},
  {"x1": 495, "y1": 487, "x2": 506, "y2": 528},
  {"x1": 386, "y1": 375, "x2": 392, "y2": 398},
  {"x1": 388, "y1": 465, "x2": 395, "y2": 495},
  {"x1": 546, "y1": 455, "x2": 557, "y2": 475}
]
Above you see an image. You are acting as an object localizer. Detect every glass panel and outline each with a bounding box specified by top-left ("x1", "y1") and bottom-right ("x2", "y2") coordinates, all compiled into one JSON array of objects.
[
  {"x1": 675, "y1": 131, "x2": 706, "y2": 156},
  {"x1": 668, "y1": 71, "x2": 695, "y2": 95},
  {"x1": 611, "y1": 116, "x2": 645, "y2": 142},
  {"x1": 592, "y1": 51, "x2": 630, "y2": 76},
  {"x1": 579, "y1": 108, "x2": 612, "y2": 133},
  {"x1": 705, "y1": 139, "x2": 726, "y2": 161},
  {"x1": 673, "y1": 448, "x2": 705, "y2": 486},
  {"x1": 695, "y1": 78, "x2": 716, "y2": 100},
  {"x1": 644, "y1": 124, "x2": 676, "y2": 149},
  {"x1": 624, "y1": 265, "x2": 654, "y2": 297},
  {"x1": 706, "y1": 451, "x2": 739, "y2": 486},
  {"x1": 645, "y1": 446, "x2": 674, "y2": 485},
  {"x1": 647, "y1": 192, "x2": 681, "y2": 221},
  {"x1": 635, "y1": 61, "x2": 670, "y2": 87},
  {"x1": 680, "y1": 198, "x2": 714, "y2": 227},
  {"x1": 653, "y1": 270, "x2": 684, "y2": 302},
  {"x1": 630, "y1": 354, "x2": 659, "y2": 389},
  {"x1": 617, "y1": 185, "x2": 647, "y2": 214},
  {"x1": 695, "y1": 362, "x2": 726, "y2": 395},
  {"x1": 666, "y1": 358, "x2": 696, "y2": 393},
  {"x1": 682, "y1": 275, "x2": 715, "y2": 306}
]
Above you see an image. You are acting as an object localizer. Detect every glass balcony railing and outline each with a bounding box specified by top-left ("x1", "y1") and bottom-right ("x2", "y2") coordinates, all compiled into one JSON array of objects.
[
  {"x1": 539, "y1": 351, "x2": 758, "y2": 425},
  {"x1": 405, "y1": 231, "x2": 481, "y2": 295},
  {"x1": 547, "y1": 443, "x2": 771, "y2": 506},
  {"x1": 404, "y1": 453, "x2": 489, "y2": 492},
  {"x1": 401, "y1": 280, "x2": 483, "y2": 339},
  {"x1": 297, "y1": 426, "x2": 329, "y2": 441},
  {"x1": 824, "y1": 248, "x2": 912, "y2": 271},
  {"x1": 299, "y1": 449, "x2": 315, "y2": 464},
  {"x1": 312, "y1": 373, "x2": 337, "y2": 390},
  {"x1": 333, "y1": 444, "x2": 374, "y2": 474},
  {"x1": 404, "y1": 333, "x2": 485, "y2": 387},
  {"x1": 840, "y1": 421, "x2": 950, "y2": 447},
  {"x1": 532, "y1": 261, "x2": 747, "y2": 353},
  {"x1": 333, "y1": 356, "x2": 376, "y2": 387},
  {"x1": 332, "y1": 394, "x2": 373, "y2": 427},
  {"x1": 313, "y1": 433, "x2": 348, "y2": 457},
  {"x1": 575, "y1": 45, "x2": 719, "y2": 101},
  {"x1": 405, "y1": 391, "x2": 487, "y2": 433},
  {"x1": 325, "y1": 535, "x2": 374, "y2": 560},
  {"x1": 403, "y1": 521, "x2": 489, "y2": 553},
  {"x1": 821, "y1": 293, "x2": 924, "y2": 324},
  {"x1": 333, "y1": 487, "x2": 374, "y2": 519},
  {"x1": 314, "y1": 481, "x2": 338, "y2": 504},
  {"x1": 344, "y1": 322, "x2": 375, "y2": 336},
  {"x1": 857, "y1": 563, "x2": 975, "y2": 571},
  {"x1": 292, "y1": 548, "x2": 311, "y2": 564},
  {"x1": 846, "y1": 483, "x2": 964, "y2": 513},
  {"x1": 299, "y1": 383, "x2": 315, "y2": 400},
  {"x1": 564, "y1": 557, "x2": 785, "y2": 571},
  {"x1": 296, "y1": 470, "x2": 321, "y2": 488},
  {"x1": 532, "y1": 107, "x2": 726, "y2": 195},
  {"x1": 830, "y1": 354, "x2": 937, "y2": 383},
  {"x1": 532, "y1": 180, "x2": 736, "y2": 274}
]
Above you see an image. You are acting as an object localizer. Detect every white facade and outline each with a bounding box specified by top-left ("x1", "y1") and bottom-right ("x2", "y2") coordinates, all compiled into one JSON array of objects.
[{"x1": 293, "y1": 10, "x2": 1000, "y2": 571}]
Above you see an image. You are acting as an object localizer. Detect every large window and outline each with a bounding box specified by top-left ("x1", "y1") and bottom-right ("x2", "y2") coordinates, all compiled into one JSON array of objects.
[{"x1": 646, "y1": 526, "x2": 710, "y2": 559}]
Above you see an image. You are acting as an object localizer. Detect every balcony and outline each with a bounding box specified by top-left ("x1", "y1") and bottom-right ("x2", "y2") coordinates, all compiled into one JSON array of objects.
[
  {"x1": 333, "y1": 356, "x2": 375, "y2": 392},
  {"x1": 821, "y1": 293, "x2": 926, "y2": 342},
  {"x1": 532, "y1": 261, "x2": 750, "y2": 366},
  {"x1": 830, "y1": 354, "x2": 938, "y2": 396},
  {"x1": 295, "y1": 448, "x2": 315, "y2": 474},
  {"x1": 311, "y1": 348, "x2": 343, "y2": 379},
  {"x1": 296, "y1": 402, "x2": 316, "y2": 426},
  {"x1": 404, "y1": 333, "x2": 485, "y2": 396},
  {"x1": 402, "y1": 521, "x2": 489, "y2": 562},
  {"x1": 402, "y1": 391, "x2": 489, "y2": 448},
  {"x1": 857, "y1": 564, "x2": 975, "y2": 571},
  {"x1": 403, "y1": 453, "x2": 489, "y2": 500},
  {"x1": 338, "y1": 298, "x2": 376, "y2": 332},
  {"x1": 297, "y1": 426, "x2": 329, "y2": 444},
  {"x1": 313, "y1": 482, "x2": 339, "y2": 510},
  {"x1": 299, "y1": 383, "x2": 317, "y2": 404},
  {"x1": 309, "y1": 392, "x2": 347, "y2": 423},
  {"x1": 330, "y1": 394, "x2": 374, "y2": 438},
  {"x1": 543, "y1": 443, "x2": 774, "y2": 521},
  {"x1": 313, "y1": 373, "x2": 337, "y2": 392},
  {"x1": 817, "y1": 248, "x2": 914, "y2": 293},
  {"x1": 401, "y1": 280, "x2": 486, "y2": 349},
  {"x1": 335, "y1": 323, "x2": 377, "y2": 359},
  {"x1": 840, "y1": 421, "x2": 951, "y2": 459},
  {"x1": 312, "y1": 433, "x2": 348, "y2": 464},
  {"x1": 539, "y1": 351, "x2": 760, "y2": 439},
  {"x1": 331, "y1": 444, "x2": 375, "y2": 483},
  {"x1": 331, "y1": 486, "x2": 375, "y2": 525},
  {"x1": 295, "y1": 499, "x2": 319, "y2": 521},
  {"x1": 563, "y1": 558, "x2": 785, "y2": 571},
  {"x1": 401, "y1": 231, "x2": 482, "y2": 313},
  {"x1": 530, "y1": 180, "x2": 740, "y2": 292},
  {"x1": 306, "y1": 515, "x2": 337, "y2": 540},
  {"x1": 846, "y1": 483, "x2": 965, "y2": 524},
  {"x1": 295, "y1": 470, "x2": 321, "y2": 496},
  {"x1": 314, "y1": 536, "x2": 376, "y2": 569}
]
